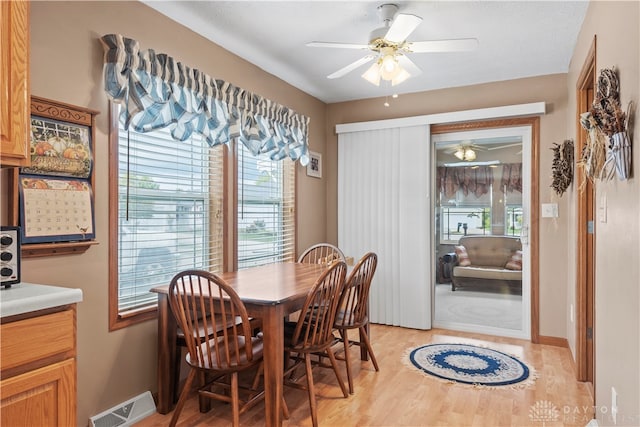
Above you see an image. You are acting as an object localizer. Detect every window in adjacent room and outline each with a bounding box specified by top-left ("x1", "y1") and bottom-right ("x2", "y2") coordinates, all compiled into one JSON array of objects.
[{"x1": 438, "y1": 164, "x2": 523, "y2": 242}]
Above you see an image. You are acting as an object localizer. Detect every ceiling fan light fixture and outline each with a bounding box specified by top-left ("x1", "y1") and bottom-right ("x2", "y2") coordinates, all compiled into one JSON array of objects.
[
  {"x1": 381, "y1": 53, "x2": 397, "y2": 72},
  {"x1": 453, "y1": 146, "x2": 477, "y2": 161},
  {"x1": 362, "y1": 62, "x2": 382, "y2": 86},
  {"x1": 391, "y1": 68, "x2": 411, "y2": 86},
  {"x1": 464, "y1": 148, "x2": 477, "y2": 161}
]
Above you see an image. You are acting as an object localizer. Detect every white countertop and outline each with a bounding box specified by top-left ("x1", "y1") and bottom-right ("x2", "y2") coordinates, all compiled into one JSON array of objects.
[{"x1": 0, "y1": 282, "x2": 83, "y2": 318}]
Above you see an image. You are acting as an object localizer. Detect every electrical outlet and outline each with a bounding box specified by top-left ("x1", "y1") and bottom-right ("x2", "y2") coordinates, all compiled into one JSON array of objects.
[{"x1": 611, "y1": 387, "x2": 618, "y2": 425}]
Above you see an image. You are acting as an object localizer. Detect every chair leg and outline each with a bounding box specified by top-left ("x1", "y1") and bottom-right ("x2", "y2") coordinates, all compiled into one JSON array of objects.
[
  {"x1": 359, "y1": 326, "x2": 379, "y2": 371},
  {"x1": 326, "y1": 347, "x2": 349, "y2": 398},
  {"x1": 251, "y1": 363, "x2": 263, "y2": 390},
  {"x1": 304, "y1": 354, "x2": 319, "y2": 427},
  {"x1": 231, "y1": 372, "x2": 240, "y2": 427},
  {"x1": 169, "y1": 369, "x2": 197, "y2": 427},
  {"x1": 255, "y1": 362, "x2": 289, "y2": 419},
  {"x1": 282, "y1": 395, "x2": 290, "y2": 420},
  {"x1": 340, "y1": 329, "x2": 354, "y2": 394},
  {"x1": 198, "y1": 371, "x2": 211, "y2": 413}
]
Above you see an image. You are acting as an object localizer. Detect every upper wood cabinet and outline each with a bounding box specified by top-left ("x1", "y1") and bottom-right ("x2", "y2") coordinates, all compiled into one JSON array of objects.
[{"x1": 0, "y1": 0, "x2": 30, "y2": 167}]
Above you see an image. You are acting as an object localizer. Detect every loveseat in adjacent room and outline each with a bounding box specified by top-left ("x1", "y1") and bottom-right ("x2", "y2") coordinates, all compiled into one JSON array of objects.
[{"x1": 450, "y1": 235, "x2": 523, "y2": 294}]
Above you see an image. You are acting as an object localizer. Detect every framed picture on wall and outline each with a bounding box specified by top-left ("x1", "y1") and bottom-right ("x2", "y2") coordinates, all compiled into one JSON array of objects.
[
  {"x1": 306, "y1": 151, "x2": 322, "y2": 178},
  {"x1": 7, "y1": 96, "x2": 99, "y2": 256},
  {"x1": 22, "y1": 114, "x2": 93, "y2": 178}
]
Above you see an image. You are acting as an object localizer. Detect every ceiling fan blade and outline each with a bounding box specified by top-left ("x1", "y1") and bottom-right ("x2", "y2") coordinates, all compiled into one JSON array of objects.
[
  {"x1": 407, "y1": 38, "x2": 479, "y2": 53},
  {"x1": 486, "y1": 143, "x2": 522, "y2": 150},
  {"x1": 327, "y1": 55, "x2": 376, "y2": 79},
  {"x1": 384, "y1": 13, "x2": 422, "y2": 44},
  {"x1": 396, "y1": 55, "x2": 422, "y2": 77},
  {"x1": 306, "y1": 41, "x2": 369, "y2": 50}
]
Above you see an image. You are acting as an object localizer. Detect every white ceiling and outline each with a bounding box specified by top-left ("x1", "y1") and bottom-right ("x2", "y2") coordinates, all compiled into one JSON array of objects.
[{"x1": 143, "y1": 1, "x2": 589, "y2": 104}]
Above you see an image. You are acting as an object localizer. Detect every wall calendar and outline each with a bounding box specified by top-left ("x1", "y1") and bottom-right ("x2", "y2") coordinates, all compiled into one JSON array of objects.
[{"x1": 19, "y1": 176, "x2": 95, "y2": 243}]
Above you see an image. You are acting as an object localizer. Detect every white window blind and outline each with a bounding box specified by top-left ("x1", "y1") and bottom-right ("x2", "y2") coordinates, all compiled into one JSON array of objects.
[
  {"x1": 115, "y1": 124, "x2": 224, "y2": 313},
  {"x1": 236, "y1": 143, "x2": 295, "y2": 269}
]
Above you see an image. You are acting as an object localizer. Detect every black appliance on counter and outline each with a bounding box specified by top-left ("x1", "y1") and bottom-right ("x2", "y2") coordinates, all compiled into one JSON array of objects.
[{"x1": 1, "y1": 226, "x2": 21, "y2": 288}]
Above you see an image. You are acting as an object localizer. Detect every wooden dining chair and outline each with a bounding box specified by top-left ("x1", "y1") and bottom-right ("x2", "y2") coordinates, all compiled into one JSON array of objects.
[
  {"x1": 173, "y1": 315, "x2": 261, "y2": 404},
  {"x1": 333, "y1": 252, "x2": 379, "y2": 394},
  {"x1": 283, "y1": 260, "x2": 349, "y2": 427},
  {"x1": 298, "y1": 243, "x2": 346, "y2": 265},
  {"x1": 167, "y1": 270, "x2": 265, "y2": 427}
]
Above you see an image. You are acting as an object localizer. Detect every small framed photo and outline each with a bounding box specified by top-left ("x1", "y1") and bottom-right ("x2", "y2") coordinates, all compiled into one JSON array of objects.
[{"x1": 307, "y1": 151, "x2": 322, "y2": 178}]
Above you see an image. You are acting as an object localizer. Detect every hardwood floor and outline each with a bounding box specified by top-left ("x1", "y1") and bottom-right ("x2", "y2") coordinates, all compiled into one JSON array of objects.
[{"x1": 134, "y1": 325, "x2": 593, "y2": 426}]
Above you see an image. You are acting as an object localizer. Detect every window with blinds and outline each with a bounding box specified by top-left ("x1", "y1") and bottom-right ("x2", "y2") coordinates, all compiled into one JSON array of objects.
[
  {"x1": 112, "y1": 121, "x2": 224, "y2": 316},
  {"x1": 236, "y1": 143, "x2": 295, "y2": 269}
]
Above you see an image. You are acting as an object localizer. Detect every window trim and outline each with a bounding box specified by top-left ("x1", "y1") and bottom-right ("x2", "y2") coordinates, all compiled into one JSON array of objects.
[{"x1": 108, "y1": 104, "x2": 155, "y2": 330}]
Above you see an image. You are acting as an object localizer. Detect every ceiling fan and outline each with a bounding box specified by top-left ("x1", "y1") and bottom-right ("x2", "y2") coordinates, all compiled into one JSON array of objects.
[
  {"x1": 307, "y1": 3, "x2": 478, "y2": 86},
  {"x1": 447, "y1": 144, "x2": 484, "y2": 161}
]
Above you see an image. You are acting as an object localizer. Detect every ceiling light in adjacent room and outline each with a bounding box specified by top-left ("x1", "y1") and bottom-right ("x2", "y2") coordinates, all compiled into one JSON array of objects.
[{"x1": 454, "y1": 146, "x2": 477, "y2": 161}]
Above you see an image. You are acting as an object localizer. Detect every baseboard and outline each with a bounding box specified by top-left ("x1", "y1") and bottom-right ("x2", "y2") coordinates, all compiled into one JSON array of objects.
[{"x1": 537, "y1": 335, "x2": 569, "y2": 347}]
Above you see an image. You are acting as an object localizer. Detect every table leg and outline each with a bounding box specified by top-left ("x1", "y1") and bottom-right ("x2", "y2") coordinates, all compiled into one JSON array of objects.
[
  {"x1": 156, "y1": 294, "x2": 177, "y2": 414},
  {"x1": 261, "y1": 305, "x2": 284, "y2": 427}
]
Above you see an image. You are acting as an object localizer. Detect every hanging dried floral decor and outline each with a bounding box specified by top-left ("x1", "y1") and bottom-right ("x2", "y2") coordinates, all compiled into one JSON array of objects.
[
  {"x1": 551, "y1": 139, "x2": 574, "y2": 196},
  {"x1": 581, "y1": 67, "x2": 634, "y2": 181},
  {"x1": 578, "y1": 112, "x2": 608, "y2": 186}
]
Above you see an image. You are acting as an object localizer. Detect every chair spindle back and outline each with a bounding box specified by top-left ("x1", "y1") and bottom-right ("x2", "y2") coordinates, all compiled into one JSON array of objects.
[
  {"x1": 168, "y1": 270, "x2": 254, "y2": 370},
  {"x1": 290, "y1": 261, "x2": 347, "y2": 353},
  {"x1": 336, "y1": 252, "x2": 378, "y2": 328}
]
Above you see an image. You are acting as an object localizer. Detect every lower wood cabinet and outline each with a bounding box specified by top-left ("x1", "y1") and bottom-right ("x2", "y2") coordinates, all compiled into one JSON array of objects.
[
  {"x1": 0, "y1": 305, "x2": 77, "y2": 427},
  {"x1": 1, "y1": 359, "x2": 76, "y2": 426}
]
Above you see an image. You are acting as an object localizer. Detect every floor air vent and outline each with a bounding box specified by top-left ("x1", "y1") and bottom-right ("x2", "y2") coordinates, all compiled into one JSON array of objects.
[{"x1": 89, "y1": 391, "x2": 156, "y2": 427}]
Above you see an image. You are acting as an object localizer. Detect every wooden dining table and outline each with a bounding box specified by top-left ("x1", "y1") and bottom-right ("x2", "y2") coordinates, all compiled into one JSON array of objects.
[{"x1": 150, "y1": 262, "x2": 329, "y2": 427}]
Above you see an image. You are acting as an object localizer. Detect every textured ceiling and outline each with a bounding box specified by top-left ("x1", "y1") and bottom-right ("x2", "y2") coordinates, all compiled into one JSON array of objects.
[{"x1": 143, "y1": 1, "x2": 589, "y2": 103}]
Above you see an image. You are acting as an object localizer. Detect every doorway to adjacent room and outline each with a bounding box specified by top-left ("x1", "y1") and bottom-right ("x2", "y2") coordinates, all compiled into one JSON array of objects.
[{"x1": 432, "y1": 125, "x2": 533, "y2": 340}]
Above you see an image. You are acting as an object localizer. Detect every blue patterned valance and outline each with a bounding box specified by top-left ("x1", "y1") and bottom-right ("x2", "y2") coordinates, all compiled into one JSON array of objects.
[{"x1": 100, "y1": 34, "x2": 309, "y2": 165}]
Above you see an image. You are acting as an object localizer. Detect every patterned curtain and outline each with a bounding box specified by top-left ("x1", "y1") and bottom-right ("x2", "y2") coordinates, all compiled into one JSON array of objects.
[
  {"x1": 501, "y1": 163, "x2": 522, "y2": 193},
  {"x1": 437, "y1": 163, "x2": 522, "y2": 198},
  {"x1": 437, "y1": 166, "x2": 493, "y2": 198},
  {"x1": 100, "y1": 34, "x2": 309, "y2": 164}
]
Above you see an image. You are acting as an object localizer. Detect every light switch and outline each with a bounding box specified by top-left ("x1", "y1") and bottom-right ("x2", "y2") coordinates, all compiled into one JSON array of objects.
[
  {"x1": 599, "y1": 195, "x2": 607, "y2": 223},
  {"x1": 541, "y1": 203, "x2": 558, "y2": 218}
]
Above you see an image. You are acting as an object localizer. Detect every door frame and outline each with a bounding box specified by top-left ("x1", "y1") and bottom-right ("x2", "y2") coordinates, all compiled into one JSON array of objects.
[
  {"x1": 432, "y1": 116, "x2": 541, "y2": 343},
  {"x1": 575, "y1": 36, "x2": 597, "y2": 391}
]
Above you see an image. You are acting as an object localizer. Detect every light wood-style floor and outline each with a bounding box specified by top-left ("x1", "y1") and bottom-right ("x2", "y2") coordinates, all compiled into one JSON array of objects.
[{"x1": 135, "y1": 325, "x2": 594, "y2": 427}]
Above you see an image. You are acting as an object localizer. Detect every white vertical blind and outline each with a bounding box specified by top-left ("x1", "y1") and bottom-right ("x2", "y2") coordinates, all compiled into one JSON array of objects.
[{"x1": 338, "y1": 125, "x2": 432, "y2": 329}]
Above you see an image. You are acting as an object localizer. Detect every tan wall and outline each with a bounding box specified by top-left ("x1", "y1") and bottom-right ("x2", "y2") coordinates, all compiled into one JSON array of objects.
[
  {"x1": 2, "y1": 1, "x2": 327, "y2": 424},
  {"x1": 6, "y1": 1, "x2": 638, "y2": 425},
  {"x1": 567, "y1": 1, "x2": 640, "y2": 425},
  {"x1": 326, "y1": 74, "x2": 571, "y2": 339}
]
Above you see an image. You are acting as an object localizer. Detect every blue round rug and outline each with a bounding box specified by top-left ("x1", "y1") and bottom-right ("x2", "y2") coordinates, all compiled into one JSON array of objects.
[{"x1": 407, "y1": 343, "x2": 535, "y2": 387}]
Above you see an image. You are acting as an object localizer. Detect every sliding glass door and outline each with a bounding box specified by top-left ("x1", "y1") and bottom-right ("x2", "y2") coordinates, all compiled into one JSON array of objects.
[{"x1": 431, "y1": 126, "x2": 532, "y2": 339}]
